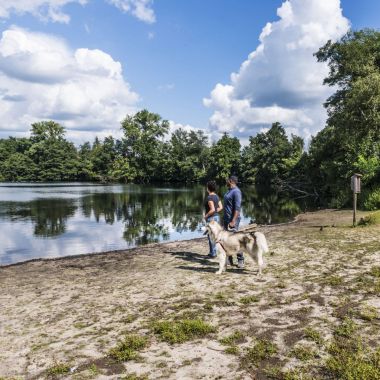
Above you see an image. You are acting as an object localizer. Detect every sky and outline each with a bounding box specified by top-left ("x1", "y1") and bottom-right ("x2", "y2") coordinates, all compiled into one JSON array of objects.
[{"x1": 0, "y1": 0, "x2": 380, "y2": 146}]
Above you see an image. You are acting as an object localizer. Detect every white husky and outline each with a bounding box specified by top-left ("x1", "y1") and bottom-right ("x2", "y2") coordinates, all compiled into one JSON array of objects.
[{"x1": 204, "y1": 221, "x2": 269, "y2": 275}]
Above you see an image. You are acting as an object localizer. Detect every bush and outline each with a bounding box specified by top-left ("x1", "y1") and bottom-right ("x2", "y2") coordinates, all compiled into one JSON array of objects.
[
  {"x1": 358, "y1": 211, "x2": 380, "y2": 226},
  {"x1": 363, "y1": 188, "x2": 380, "y2": 211}
]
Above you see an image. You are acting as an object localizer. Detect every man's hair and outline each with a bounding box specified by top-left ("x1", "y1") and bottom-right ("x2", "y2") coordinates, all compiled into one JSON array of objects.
[
  {"x1": 228, "y1": 175, "x2": 238, "y2": 184},
  {"x1": 207, "y1": 180, "x2": 217, "y2": 192}
]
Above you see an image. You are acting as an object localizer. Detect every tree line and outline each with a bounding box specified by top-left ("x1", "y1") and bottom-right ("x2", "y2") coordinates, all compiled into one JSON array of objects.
[{"x1": 0, "y1": 29, "x2": 379, "y2": 210}]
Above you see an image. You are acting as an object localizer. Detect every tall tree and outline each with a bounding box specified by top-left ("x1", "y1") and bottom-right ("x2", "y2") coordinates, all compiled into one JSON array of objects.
[
  {"x1": 241, "y1": 123, "x2": 304, "y2": 187},
  {"x1": 312, "y1": 29, "x2": 380, "y2": 206},
  {"x1": 121, "y1": 110, "x2": 169, "y2": 183},
  {"x1": 207, "y1": 133, "x2": 241, "y2": 182},
  {"x1": 27, "y1": 121, "x2": 79, "y2": 181}
]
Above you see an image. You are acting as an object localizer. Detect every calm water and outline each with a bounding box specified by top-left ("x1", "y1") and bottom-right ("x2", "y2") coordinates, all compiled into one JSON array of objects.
[{"x1": 0, "y1": 183, "x2": 310, "y2": 265}]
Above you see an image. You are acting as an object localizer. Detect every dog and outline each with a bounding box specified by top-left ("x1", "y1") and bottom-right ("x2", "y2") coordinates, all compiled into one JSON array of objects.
[{"x1": 204, "y1": 220, "x2": 269, "y2": 275}]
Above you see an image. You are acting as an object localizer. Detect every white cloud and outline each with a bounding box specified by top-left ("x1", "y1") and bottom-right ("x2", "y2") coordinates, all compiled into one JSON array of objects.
[
  {"x1": 0, "y1": 0, "x2": 155, "y2": 24},
  {"x1": 107, "y1": 0, "x2": 155, "y2": 24},
  {"x1": 204, "y1": 0, "x2": 350, "y2": 142},
  {"x1": 0, "y1": 26, "x2": 139, "y2": 144}
]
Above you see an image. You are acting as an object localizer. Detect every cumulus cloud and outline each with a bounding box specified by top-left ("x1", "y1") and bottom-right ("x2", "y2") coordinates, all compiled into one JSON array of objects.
[
  {"x1": 0, "y1": 0, "x2": 155, "y2": 24},
  {"x1": 204, "y1": 0, "x2": 350, "y2": 142},
  {"x1": 0, "y1": 26, "x2": 139, "y2": 144}
]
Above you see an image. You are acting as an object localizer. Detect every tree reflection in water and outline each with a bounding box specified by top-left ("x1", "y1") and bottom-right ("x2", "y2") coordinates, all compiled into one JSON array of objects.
[{"x1": 0, "y1": 184, "x2": 312, "y2": 243}]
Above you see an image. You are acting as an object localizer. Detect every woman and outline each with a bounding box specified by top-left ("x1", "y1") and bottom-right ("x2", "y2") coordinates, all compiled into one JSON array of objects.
[{"x1": 204, "y1": 180, "x2": 223, "y2": 257}]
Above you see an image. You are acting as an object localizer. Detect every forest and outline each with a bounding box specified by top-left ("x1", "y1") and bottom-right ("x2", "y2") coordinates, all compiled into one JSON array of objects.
[{"x1": 1, "y1": 30, "x2": 379, "y2": 210}]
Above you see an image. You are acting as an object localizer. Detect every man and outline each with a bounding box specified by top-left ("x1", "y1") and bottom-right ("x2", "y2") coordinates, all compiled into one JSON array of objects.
[{"x1": 223, "y1": 175, "x2": 244, "y2": 268}]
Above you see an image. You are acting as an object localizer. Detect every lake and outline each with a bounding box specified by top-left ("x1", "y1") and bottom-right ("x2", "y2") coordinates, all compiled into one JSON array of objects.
[{"x1": 0, "y1": 183, "x2": 312, "y2": 265}]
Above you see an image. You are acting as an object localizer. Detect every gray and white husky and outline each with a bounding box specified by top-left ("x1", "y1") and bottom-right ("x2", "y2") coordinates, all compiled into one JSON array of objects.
[{"x1": 204, "y1": 220, "x2": 269, "y2": 275}]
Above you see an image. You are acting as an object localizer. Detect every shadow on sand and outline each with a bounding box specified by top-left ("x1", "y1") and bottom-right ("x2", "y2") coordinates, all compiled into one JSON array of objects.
[{"x1": 166, "y1": 250, "x2": 255, "y2": 275}]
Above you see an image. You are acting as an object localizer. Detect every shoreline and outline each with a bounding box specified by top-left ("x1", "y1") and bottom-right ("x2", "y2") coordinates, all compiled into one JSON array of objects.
[
  {"x1": 1, "y1": 209, "x2": 310, "y2": 269},
  {"x1": 1, "y1": 209, "x2": 379, "y2": 379}
]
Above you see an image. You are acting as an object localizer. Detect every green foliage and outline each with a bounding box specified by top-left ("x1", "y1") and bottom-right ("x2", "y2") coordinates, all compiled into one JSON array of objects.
[
  {"x1": 290, "y1": 345, "x2": 318, "y2": 361},
  {"x1": 239, "y1": 295, "x2": 260, "y2": 305},
  {"x1": 121, "y1": 109, "x2": 169, "y2": 183},
  {"x1": 166, "y1": 128, "x2": 210, "y2": 182},
  {"x1": 152, "y1": 319, "x2": 216, "y2": 344},
  {"x1": 363, "y1": 188, "x2": 380, "y2": 210},
  {"x1": 207, "y1": 133, "x2": 241, "y2": 182},
  {"x1": 242, "y1": 339, "x2": 278, "y2": 367},
  {"x1": 303, "y1": 327, "x2": 323, "y2": 345},
  {"x1": 241, "y1": 122, "x2": 304, "y2": 187},
  {"x1": 108, "y1": 334, "x2": 148, "y2": 362},
  {"x1": 358, "y1": 210, "x2": 380, "y2": 225},
  {"x1": 219, "y1": 331, "x2": 244, "y2": 346},
  {"x1": 46, "y1": 362, "x2": 71, "y2": 375},
  {"x1": 309, "y1": 29, "x2": 380, "y2": 205}
]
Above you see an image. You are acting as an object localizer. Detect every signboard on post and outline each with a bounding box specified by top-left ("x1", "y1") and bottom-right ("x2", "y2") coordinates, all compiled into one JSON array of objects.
[
  {"x1": 351, "y1": 173, "x2": 362, "y2": 227},
  {"x1": 351, "y1": 175, "x2": 361, "y2": 193}
]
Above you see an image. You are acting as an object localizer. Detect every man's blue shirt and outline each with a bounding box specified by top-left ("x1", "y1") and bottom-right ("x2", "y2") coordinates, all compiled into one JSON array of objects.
[{"x1": 223, "y1": 186, "x2": 242, "y2": 221}]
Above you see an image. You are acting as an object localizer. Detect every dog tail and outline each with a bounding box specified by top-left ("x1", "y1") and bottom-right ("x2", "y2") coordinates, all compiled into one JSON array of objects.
[{"x1": 253, "y1": 232, "x2": 269, "y2": 253}]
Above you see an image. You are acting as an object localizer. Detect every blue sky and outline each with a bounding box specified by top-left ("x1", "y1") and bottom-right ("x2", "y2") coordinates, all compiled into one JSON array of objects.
[{"x1": 0, "y1": 0, "x2": 379, "y2": 145}]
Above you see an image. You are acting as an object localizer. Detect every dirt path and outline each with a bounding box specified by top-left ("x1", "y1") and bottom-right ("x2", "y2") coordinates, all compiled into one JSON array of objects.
[{"x1": 1, "y1": 210, "x2": 379, "y2": 379}]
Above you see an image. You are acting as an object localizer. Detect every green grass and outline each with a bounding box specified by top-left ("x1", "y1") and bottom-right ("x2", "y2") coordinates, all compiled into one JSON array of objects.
[
  {"x1": 152, "y1": 319, "x2": 216, "y2": 344},
  {"x1": 370, "y1": 266, "x2": 380, "y2": 278},
  {"x1": 358, "y1": 304, "x2": 378, "y2": 321},
  {"x1": 290, "y1": 344, "x2": 318, "y2": 361},
  {"x1": 109, "y1": 334, "x2": 148, "y2": 362},
  {"x1": 304, "y1": 327, "x2": 324, "y2": 345},
  {"x1": 324, "y1": 317, "x2": 380, "y2": 380},
  {"x1": 334, "y1": 317, "x2": 357, "y2": 338},
  {"x1": 219, "y1": 331, "x2": 244, "y2": 345},
  {"x1": 225, "y1": 345, "x2": 240, "y2": 355},
  {"x1": 324, "y1": 275, "x2": 344, "y2": 287},
  {"x1": 239, "y1": 295, "x2": 260, "y2": 305},
  {"x1": 46, "y1": 362, "x2": 71, "y2": 375},
  {"x1": 242, "y1": 339, "x2": 278, "y2": 368}
]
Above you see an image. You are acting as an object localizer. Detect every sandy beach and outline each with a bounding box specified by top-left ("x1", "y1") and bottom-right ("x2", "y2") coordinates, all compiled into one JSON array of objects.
[{"x1": 1, "y1": 209, "x2": 380, "y2": 380}]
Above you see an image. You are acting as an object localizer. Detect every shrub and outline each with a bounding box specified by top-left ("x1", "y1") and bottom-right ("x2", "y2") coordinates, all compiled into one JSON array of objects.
[{"x1": 363, "y1": 188, "x2": 380, "y2": 211}]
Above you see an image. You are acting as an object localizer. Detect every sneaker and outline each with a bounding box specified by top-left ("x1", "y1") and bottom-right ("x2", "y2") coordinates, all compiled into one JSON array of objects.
[
  {"x1": 207, "y1": 253, "x2": 217, "y2": 258},
  {"x1": 237, "y1": 259, "x2": 245, "y2": 269}
]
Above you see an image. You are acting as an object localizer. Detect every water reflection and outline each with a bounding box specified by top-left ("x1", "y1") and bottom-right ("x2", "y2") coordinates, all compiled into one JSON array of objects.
[{"x1": 0, "y1": 183, "x2": 311, "y2": 265}]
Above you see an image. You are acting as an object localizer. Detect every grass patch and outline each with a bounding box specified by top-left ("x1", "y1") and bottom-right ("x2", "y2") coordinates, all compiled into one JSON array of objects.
[
  {"x1": 242, "y1": 339, "x2": 278, "y2": 368},
  {"x1": 239, "y1": 295, "x2": 260, "y2": 305},
  {"x1": 324, "y1": 275, "x2": 343, "y2": 287},
  {"x1": 303, "y1": 327, "x2": 324, "y2": 345},
  {"x1": 46, "y1": 362, "x2": 71, "y2": 375},
  {"x1": 323, "y1": 316, "x2": 380, "y2": 380},
  {"x1": 109, "y1": 334, "x2": 148, "y2": 362},
  {"x1": 219, "y1": 331, "x2": 245, "y2": 345},
  {"x1": 225, "y1": 345, "x2": 240, "y2": 355},
  {"x1": 334, "y1": 317, "x2": 356, "y2": 338},
  {"x1": 358, "y1": 304, "x2": 378, "y2": 321},
  {"x1": 152, "y1": 319, "x2": 216, "y2": 344},
  {"x1": 290, "y1": 344, "x2": 318, "y2": 361},
  {"x1": 370, "y1": 266, "x2": 380, "y2": 278}
]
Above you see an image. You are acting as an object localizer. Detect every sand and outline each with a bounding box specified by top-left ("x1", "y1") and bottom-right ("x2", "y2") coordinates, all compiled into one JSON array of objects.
[{"x1": 0, "y1": 209, "x2": 379, "y2": 379}]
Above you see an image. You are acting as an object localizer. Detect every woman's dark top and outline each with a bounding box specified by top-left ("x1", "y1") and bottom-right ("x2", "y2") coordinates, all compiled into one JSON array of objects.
[{"x1": 205, "y1": 194, "x2": 219, "y2": 216}]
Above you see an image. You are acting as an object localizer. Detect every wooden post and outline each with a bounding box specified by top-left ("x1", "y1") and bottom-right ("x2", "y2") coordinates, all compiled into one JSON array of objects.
[{"x1": 351, "y1": 173, "x2": 362, "y2": 227}]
